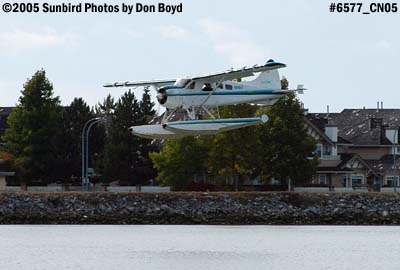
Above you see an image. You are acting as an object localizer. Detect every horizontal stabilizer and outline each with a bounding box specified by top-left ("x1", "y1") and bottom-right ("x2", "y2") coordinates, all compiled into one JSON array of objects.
[{"x1": 280, "y1": 84, "x2": 307, "y2": 95}]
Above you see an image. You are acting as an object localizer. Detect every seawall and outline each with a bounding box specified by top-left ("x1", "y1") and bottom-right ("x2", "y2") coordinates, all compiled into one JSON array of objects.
[{"x1": 1, "y1": 192, "x2": 400, "y2": 224}]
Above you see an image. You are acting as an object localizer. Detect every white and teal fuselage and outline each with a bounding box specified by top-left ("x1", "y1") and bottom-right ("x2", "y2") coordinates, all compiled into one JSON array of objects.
[
  {"x1": 163, "y1": 88, "x2": 284, "y2": 108},
  {"x1": 161, "y1": 81, "x2": 285, "y2": 109}
]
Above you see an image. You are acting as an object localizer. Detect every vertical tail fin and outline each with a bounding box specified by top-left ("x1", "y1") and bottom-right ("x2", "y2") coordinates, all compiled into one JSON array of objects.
[{"x1": 248, "y1": 69, "x2": 281, "y2": 90}]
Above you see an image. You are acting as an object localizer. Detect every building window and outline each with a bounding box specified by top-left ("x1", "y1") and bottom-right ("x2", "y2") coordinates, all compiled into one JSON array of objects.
[
  {"x1": 391, "y1": 146, "x2": 400, "y2": 155},
  {"x1": 270, "y1": 177, "x2": 281, "y2": 185},
  {"x1": 315, "y1": 144, "x2": 322, "y2": 158},
  {"x1": 351, "y1": 175, "x2": 364, "y2": 187},
  {"x1": 323, "y1": 145, "x2": 331, "y2": 156},
  {"x1": 340, "y1": 175, "x2": 348, "y2": 187},
  {"x1": 319, "y1": 174, "x2": 327, "y2": 185},
  {"x1": 386, "y1": 176, "x2": 399, "y2": 187}
]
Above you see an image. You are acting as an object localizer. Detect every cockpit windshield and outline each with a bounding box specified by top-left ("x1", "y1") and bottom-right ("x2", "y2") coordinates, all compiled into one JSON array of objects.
[{"x1": 174, "y1": 78, "x2": 191, "y2": 88}]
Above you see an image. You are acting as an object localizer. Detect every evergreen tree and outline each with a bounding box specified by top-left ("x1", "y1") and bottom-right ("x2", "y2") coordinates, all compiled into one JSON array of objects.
[
  {"x1": 59, "y1": 98, "x2": 94, "y2": 181},
  {"x1": 137, "y1": 87, "x2": 158, "y2": 184},
  {"x1": 139, "y1": 87, "x2": 156, "y2": 123},
  {"x1": 102, "y1": 90, "x2": 143, "y2": 184},
  {"x1": 95, "y1": 94, "x2": 116, "y2": 115},
  {"x1": 281, "y1": 76, "x2": 289, "y2": 90},
  {"x1": 2, "y1": 70, "x2": 62, "y2": 183},
  {"x1": 258, "y1": 92, "x2": 317, "y2": 186}
]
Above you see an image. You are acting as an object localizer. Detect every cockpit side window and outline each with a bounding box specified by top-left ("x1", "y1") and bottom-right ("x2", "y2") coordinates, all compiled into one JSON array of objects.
[{"x1": 188, "y1": 81, "x2": 196, "y2": 89}]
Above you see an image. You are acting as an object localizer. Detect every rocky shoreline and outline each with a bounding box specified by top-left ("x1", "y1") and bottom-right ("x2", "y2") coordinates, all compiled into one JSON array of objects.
[{"x1": 0, "y1": 192, "x2": 400, "y2": 225}]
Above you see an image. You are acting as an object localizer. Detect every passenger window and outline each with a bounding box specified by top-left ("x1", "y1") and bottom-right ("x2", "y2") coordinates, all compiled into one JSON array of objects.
[
  {"x1": 202, "y1": 83, "x2": 213, "y2": 91},
  {"x1": 225, "y1": 84, "x2": 233, "y2": 90}
]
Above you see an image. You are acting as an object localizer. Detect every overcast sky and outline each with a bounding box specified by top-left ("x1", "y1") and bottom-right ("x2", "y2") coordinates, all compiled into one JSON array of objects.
[{"x1": 0, "y1": 0, "x2": 398, "y2": 113}]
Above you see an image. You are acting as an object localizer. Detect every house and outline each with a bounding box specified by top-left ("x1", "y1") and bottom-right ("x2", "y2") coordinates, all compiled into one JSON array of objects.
[
  {"x1": 306, "y1": 108, "x2": 400, "y2": 189},
  {"x1": 0, "y1": 171, "x2": 14, "y2": 190},
  {"x1": 0, "y1": 158, "x2": 14, "y2": 190},
  {"x1": 0, "y1": 107, "x2": 13, "y2": 144}
]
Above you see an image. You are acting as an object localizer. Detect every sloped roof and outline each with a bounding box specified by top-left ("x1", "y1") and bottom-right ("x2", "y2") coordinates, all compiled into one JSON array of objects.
[
  {"x1": 317, "y1": 153, "x2": 377, "y2": 176},
  {"x1": 306, "y1": 113, "x2": 350, "y2": 144},
  {"x1": 317, "y1": 153, "x2": 355, "y2": 172},
  {"x1": 307, "y1": 109, "x2": 400, "y2": 146},
  {"x1": 0, "y1": 107, "x2": 13, "y2": 116},
  {"x1": 365, "y1": 154, "x2": 400, "y2": 175}
]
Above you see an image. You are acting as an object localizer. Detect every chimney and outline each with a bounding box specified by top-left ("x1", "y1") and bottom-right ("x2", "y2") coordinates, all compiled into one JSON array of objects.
[
  {"x1": 385, "y1": 128, "x2": 398, "y2": 144},
  {"x1": 370, "y1": 117, "x2": 383, "y2": 130},
  {"x1": 325, "y1": 123, "x2": 338, "y2": 142},
  {"x1": 377, "y1": 101, "x2": 379, "y2": 112},
  {"x1": 381, "y1": 101, "x2": 383, "y2": 109}
]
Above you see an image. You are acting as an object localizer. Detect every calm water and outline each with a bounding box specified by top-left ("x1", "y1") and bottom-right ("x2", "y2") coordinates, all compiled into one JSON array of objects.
[{"x1": 0, "y1": 225, "x2": 399, "y2": 269}]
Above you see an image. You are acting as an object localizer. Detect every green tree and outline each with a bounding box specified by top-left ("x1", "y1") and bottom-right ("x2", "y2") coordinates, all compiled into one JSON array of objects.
[
  {"x1": 258, "y1": 92, "x2": 317, "y2": 187},
  {"x1": 59, "y1": 98, "x2": 94, "y2": 181},
  {"x1": 281, "y1": 76, "x2": 289, "y2": 90},
  {"x1": 150, "y1": 137, "x2": 209, "y2": 190},
  {"x1": 95, "y1": 94, "x2": 116, "y2": 115},
  {"x1": 102, "y1": 90, "x2": 143, "y2": 184},
  {"x1": 207, "y1": 104, "x2": 260, "y2": 190},
  {"x1": 95, "y1": 94, "x2": 116, "y2": 133},
  {"x1": 2, "y1": 70, "x2": 62, "y2": 183},
  {"x1": 149, "y1": 104, "x2": 260, "y2": 190},
  {"x1": 136, "y1": 87, "x2": 158, "y2": 183},
  {"x1": 139, "y1": 87, "x2": 156, "y2": 123}
]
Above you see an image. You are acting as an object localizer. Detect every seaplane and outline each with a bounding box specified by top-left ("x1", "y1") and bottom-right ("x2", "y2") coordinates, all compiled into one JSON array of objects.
[{"x1": 104, "y1": 59, "x2": 305, "y2": 139}]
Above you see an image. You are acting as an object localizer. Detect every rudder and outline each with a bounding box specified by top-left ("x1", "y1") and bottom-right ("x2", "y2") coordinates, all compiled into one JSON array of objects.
[{"x1": 248, "y1": 69, "x2": 281, "y2": 89}]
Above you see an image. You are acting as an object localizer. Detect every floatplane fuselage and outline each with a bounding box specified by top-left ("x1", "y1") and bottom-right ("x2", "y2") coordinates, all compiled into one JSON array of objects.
[
  {"x1": 158, "y1": 79, "x2": 285, "y2": 109},
  {"x1": 104, "y1": 60, "x2": 304, "y2": 139}
]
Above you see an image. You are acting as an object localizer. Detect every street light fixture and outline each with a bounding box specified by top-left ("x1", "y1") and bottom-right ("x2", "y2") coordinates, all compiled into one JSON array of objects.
[
  {"x1": 85, "y1": 118, "x2": 105, "y2": 188},
  {"x1": 393, "y1": 129, "x2": 398, "y2": 192},
  {"x1": 81, "y1": 117, "x2": 104, "y2": 191}
]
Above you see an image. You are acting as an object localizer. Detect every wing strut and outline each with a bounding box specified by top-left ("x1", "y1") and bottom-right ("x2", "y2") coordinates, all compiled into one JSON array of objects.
[{"x1": 199, "y1": 74, "x2": 228, "y2": 108}]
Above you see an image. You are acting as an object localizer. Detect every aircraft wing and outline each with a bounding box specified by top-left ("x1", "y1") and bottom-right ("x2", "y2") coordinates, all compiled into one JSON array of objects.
[
  {"x1": 103, "y1": 79, "x2": 176, "y2": 88},
  {"x1": 191, "y1": 60, "x2": 286, "y2": 83}
]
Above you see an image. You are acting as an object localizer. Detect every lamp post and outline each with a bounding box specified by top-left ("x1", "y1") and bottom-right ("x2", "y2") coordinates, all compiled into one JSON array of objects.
[
  {"x1": 393, "y1": 129, "x2": 398, "y2": 192},
  {"x1": 85, "y1": 118, "x2": 105, "y2": 189},
  {"x1": 81, "y1": 117, "x2": 102, "y2": 191}
]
